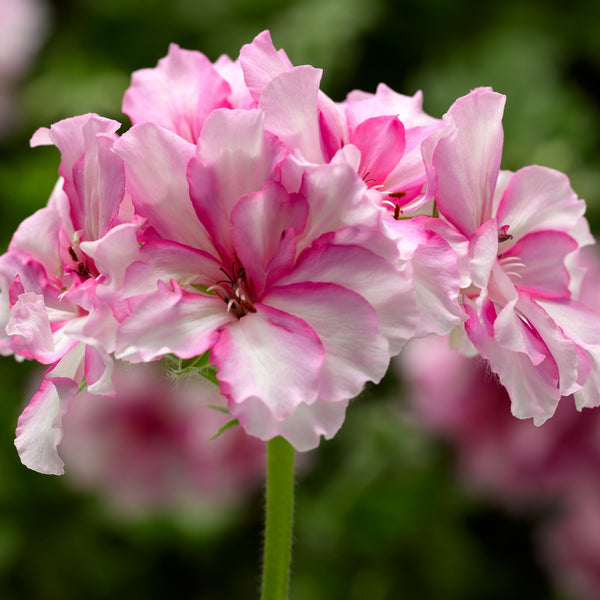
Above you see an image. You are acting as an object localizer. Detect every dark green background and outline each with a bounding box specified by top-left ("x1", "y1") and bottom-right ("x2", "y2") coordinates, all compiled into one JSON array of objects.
[{"x1": 1, "y1": 0, "x2": 599, "y2": 597}]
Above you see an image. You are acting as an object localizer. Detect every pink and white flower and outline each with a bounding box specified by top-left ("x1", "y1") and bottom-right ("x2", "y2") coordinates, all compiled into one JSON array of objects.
[
  {"x1": 1, "y1": 114, "x2": 142, "y2": 474},
  {"x1": 119, "y1": 32, "x2": 464, "y2": 340},
  {"x1": 423, "y1": 87, "x2": 599, "y2": 423},
  {"x1": 113, "y1": 106, "x2": 414, "y2": 451}
]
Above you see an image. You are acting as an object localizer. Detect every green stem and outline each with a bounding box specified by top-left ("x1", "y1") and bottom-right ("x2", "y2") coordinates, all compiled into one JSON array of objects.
[{"x1": 261, "y1": 436, "x2": 295, "y2": 600}]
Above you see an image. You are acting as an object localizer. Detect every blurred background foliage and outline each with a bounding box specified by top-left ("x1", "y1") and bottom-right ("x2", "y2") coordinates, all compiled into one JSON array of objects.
[{"x1": 1, "y1": 0, "x2": 599, "y2": 598}]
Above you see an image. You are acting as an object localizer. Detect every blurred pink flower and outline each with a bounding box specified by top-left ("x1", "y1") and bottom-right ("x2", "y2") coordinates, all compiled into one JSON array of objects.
[
  {"x1": 60, "y1": 361, "x2": 265, "y2": 517},
  {"x1": 0, "y1": 0, "x2": 49, "y2": 135},
  {"x1": 398, "y1": 334, "x2": 600, "y2": 503},
  {"x1": 540, "y1": 483, "x2": 600, "y2": 600}
]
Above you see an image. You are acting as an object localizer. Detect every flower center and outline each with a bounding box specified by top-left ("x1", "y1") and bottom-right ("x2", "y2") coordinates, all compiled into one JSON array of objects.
[
  {"x1": 66, "y1": 246, "x2": 99, "y2": 281},
  {"x1": 208, "y1": 261, "x2": 257, "y2": 319}
]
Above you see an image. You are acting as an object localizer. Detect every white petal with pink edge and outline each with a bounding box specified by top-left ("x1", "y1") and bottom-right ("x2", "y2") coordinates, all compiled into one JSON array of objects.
[
  {"x1": 264, "y1": 282, "x2": 389, "y2": 401},
  {"x1": 232, "y1": 395, "x2": 348, "y2": 451},
  {"x1": 211, "y1": 303, "x2": 325, "y2": 420},
  {"x1": 116, "y1": 281, "x2": 234, "y2": 362}
]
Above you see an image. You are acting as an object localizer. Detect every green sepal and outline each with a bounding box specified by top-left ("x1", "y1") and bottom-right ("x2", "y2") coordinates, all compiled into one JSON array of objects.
[
  {"x1": 76, "y1": 377, "x2": 87, "y2": 395},
  {"x1": 166, "y1": 351, "x2": 220, "y2": 385},
  {"x1": 208, "y1": 418, "x2": 239, "y2": 440}
]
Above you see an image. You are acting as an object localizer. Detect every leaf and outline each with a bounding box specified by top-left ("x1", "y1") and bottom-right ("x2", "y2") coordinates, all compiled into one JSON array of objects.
[{"x1": 208, "y1": 418, "x2": 239, "y2": 440}]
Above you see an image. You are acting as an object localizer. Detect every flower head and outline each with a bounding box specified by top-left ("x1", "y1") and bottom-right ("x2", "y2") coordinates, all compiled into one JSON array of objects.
[
  {"x1": 113, "y1": 107, "x2": 412, "y2": 450},
  {"x1": 423, "y1": 87, "x2": 600, "y2": 423}
]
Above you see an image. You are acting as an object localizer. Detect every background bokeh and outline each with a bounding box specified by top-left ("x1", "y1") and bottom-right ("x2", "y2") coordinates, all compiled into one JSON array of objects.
[{"x1": 1, "y1": 0, "x2": 600, "y2": 598}]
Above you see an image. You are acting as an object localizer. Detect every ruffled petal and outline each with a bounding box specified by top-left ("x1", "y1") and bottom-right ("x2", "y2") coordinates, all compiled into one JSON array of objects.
[
  {"x1": 464, "y1": 300, "x2": 560, "y2": 424},
  {"x1": 277, "y1": 242, "x2": 417, "y2": 354},
  {"x1": 123, "y1": 43, "x2": 232, "y2": 143},
  {"x1": 264, "y1": 282, "x2": 389, "y2": 400},
  {"x1": 496, "y1": 165, "x2": 589, "y2": 245},
  {"x1": 113, "y1": 122, "x2": 212, "y2": 250},
  {"x1": 427, "y1": 88, "x2": 505, "y2": 236},
  {"x1": 231, "y1": 395, "x2": 348, "y2": 451},
  {"x1": 116, "y1": 281, "x2": 234, "y2": 362},
  {"x1": 211, "y1": 303, "x2": 325, "y2": 420},
  {"x1": 502, "y1": 230, "x2": 578, "y2": 299}
]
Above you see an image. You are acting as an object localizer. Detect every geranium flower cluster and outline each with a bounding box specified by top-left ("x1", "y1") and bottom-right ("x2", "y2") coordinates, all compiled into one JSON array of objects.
[{"x1": 2, "y1": 30, "x2": 598, "y2": 475}]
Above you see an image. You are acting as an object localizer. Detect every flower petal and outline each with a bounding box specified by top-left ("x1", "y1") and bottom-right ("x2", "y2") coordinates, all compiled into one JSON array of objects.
[
  {"x1": 188, "y1": 108, "x2": 285, "y2": 262},
  {"x1": 464, "y1": 300, "x2": 560, "y2": 424},
  {"x1": 211, "y1": 303, "x2": 325, "y2": 420},
  {"x1": 239, "y1": 30, "x2": 293, "y2": 102},
  {"x1": 502, "y1": 230, "x2": 578, "y2": 299},
  {"x1": 122, "y1": 43, "x2": 231, "y2": 143},
  {"x1": 427, "y1": 88, "x2": 505, "y2": 236},
  {"x1": 113, "y1": 122, "x2": 212, "y2": 250},
  {"x1": 259, "y1": 66, "x2": 325, "y2": 163},
  {"x1": 496, "y1": 165, "x2": 590, "y2": 245},
  {"x1": 231, "y1": 395, "x2": 348, "y2": 451},
  {"x1": 15, "y1": 376, "x2": 78, "y2": 475},
  {"x1": 116, "y1": 281, "x2": 234, "y2": 362},
  {"x1": 350, "y1": 115, "x2": 405, "y2": 187},
  {"x1": 264, "y1": 282, "x2": 389, "y2": 400},
  {"x1": 230, "y1": 181, "x2": 307, "y2": 293},
  {"x1": 277, "y1": 243, "x2": 417, "y2": 354}
]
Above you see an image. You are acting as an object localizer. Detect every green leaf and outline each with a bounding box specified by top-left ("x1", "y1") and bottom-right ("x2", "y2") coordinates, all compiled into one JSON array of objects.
[{"x1": 208, "y1": 418, "x2": 239, "y2": 440}]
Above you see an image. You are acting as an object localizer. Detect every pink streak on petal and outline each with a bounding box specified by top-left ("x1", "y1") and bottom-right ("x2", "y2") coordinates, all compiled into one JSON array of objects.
[
  {"x1": 278, "y1": 243, "x2": 417, "y2": 354},
  {"x1": 431, "y1": 88, "x2": 505, "y2": 236},
  {"x1": 230, "y1": 181, "x2": 307, "y2": 293},
  {"x1": 120, "y1": 238, "x2": 224, "y2": 299},
  {"x1": 502, "y1": 230, "x2": 578, "y2": 299},
  {"x1": 113, "y1": 122, "x2": 212, "y2": 251},
  {"x1": 212, "y1": 303, "x2": 324, "y2": 420},
  {"x1": 464, "y1": 300, "x2": 560, "y2": 424},
  {"x1": 496, "y1": 165, "x2": 590, "y2": 245},
  {"x1": 116, "y1": 281, "x2": 234, "y2": 362},
  {"x1": 189, "y1": 108, "x2": 285, "y2": 262},
  {"x1": 516, "y1": 295, "x2": 586, "y2": 397},
  {"x1": 31, "y1": 114, "x2": 123, "y2": 237},
  {"x1": 264, "y1": 282, "x2": 389, "y2": 401}
]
